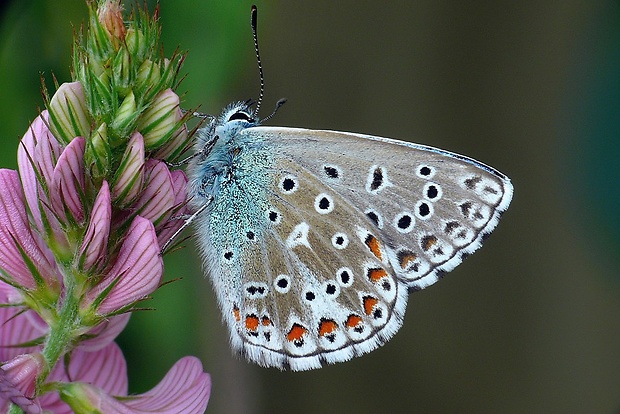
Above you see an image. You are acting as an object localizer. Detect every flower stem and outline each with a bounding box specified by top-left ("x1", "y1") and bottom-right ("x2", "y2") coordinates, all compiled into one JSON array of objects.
[{"x1": 40, "y1": 278, "x2": 80, "y2": 386}]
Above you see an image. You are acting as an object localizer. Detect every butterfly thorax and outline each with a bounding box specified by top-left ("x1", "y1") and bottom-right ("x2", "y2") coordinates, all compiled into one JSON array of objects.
[
  {"x1": 188, "y1": 102, "x2": 276, "y2": 273},
  {"x1": 189, "y1": 103, "x2": 263, "y2": 198}
]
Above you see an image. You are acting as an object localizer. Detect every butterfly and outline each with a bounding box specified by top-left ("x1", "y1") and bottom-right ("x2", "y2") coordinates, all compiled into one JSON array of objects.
[{"x1": 182, "y1": 6, "x2": 513, "y2": 371}]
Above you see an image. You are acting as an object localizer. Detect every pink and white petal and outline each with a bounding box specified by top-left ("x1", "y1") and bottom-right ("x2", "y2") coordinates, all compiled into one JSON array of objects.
[
  {"x1": 78, "y1": 313, "x2": 130, "y2": 351},
  {"x1": 79, "y1": 181, "x2": 112, "y2": 271},
  {"x1": 155, "y1": 170, "x2": 189, "y2": 247},
  {"x1": 152, "y1": 123, "x2": 189, "y2": 161},
  {"x1": 17, "y1": 112, "x2": 64, "y2": 235},
  {"x1": 125, "y1": 356, "x2": 210, "y2": 413},
  {"x1": 135, "y1": 160, "x2": 175, "y2": 226},
  {"x1": 0, "y1": 353, "x2": 45, "y2": 413},
  {"x1": 59, "y1": 357, "x2": 209, "y2": 414},
  {"x1": 0, "y1": 170, "x2": 59, "y2": 290},
  {"x1": 54, "y1": 342, "x2": 128, "y2": 396},
  {"x1": 0, "y1": 307, "x2": 45, "y2": 360},
  {"x1": 50, "y1": 137, "x2": 86, "y2": 223},
  {"x1": 86, "y1": 216, "x2": 163, "y2": 315}
]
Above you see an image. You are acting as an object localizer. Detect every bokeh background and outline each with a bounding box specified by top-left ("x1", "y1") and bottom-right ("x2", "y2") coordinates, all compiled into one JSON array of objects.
[{"x1": 1, "y1": 1, "x2": 619, "y2": 413}]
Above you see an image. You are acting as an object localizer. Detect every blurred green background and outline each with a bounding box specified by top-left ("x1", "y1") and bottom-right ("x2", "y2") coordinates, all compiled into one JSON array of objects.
[{"x1": 1, "y1": 1, "x2": 619, "y2": 413}]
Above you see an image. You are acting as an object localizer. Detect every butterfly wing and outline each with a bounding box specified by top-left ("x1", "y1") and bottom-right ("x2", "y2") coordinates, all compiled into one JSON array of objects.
[{"x1": 198, "y1": 126, "x2": 512, "y2": 371}]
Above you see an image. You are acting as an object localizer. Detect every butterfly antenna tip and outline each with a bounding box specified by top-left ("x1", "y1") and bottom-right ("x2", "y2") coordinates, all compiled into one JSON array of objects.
[{"x1": 251, "y1": 5, "x2": 265, "y2": 116}]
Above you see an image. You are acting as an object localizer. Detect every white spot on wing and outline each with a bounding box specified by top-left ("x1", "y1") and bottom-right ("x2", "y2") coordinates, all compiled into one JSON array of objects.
[{"x1": 286, "y1": 222, "x2": 312, "y2": 249}]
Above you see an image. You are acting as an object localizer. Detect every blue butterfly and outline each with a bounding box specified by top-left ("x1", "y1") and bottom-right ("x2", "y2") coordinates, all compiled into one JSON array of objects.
[{"x1": 180, "y1": 6, "x2": 512, "y2": 371}]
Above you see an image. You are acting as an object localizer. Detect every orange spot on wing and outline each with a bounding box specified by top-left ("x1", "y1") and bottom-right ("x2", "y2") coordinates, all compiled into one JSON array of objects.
[
  {"x1": 245, "y1": 315, "x2": 259, "y2": 331},
  {"x1": 421, "y1": 235, "x2": 438, "y2": 251},
  {"x1": 318, "y1": 319, "x2": 338, "y2": 336},
  {"x1": 261, "y1": 316, "x2": 272, "y2": 326},
  {"x1": 399, "y1": 252, "x2": 417, "y2": 269},
  {"x1": 346, "y1": 315, "x2": 363, "y2": 329},
  {"x1": 287, "y1": 324, "x2": 308, "y2": 342},
  {"x1": 364, "y1": 234, "x2": 383, "y2": 260},
  {"x1": 363, "y1": 296, "x2": 379, "y2": 316},
  {"x1": 367, "y1": 267, "x2": 388, "y2": 282},
  {"x1": 233, "y1": 306, "x2": 240, "y2": 322}
]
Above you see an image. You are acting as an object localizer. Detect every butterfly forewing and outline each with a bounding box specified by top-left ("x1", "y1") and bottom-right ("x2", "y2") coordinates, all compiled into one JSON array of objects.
[{"x1": 249, "y1": 127, "x2": 513, "y2": 289}]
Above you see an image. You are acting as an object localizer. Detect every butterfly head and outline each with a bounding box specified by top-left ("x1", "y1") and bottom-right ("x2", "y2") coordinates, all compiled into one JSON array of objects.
[{"x1": 216, "y1": 100, "x2": 260, "y2": 132}]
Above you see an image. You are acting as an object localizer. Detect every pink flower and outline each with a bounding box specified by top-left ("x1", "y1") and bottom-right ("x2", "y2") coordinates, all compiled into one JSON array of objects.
[
  {"x1": 84, "y1": 216, "x2": 163, "y2": 315},
  {"x1": 0, "y1": 339, "x2": 211, "y2": 413},
  {"x1": 78, "y1": 181, "x2": 112, "y2": 272},
  {"x1": 60, "y1": 357, "x2": 211, "y2": 414},
  {"x1": 0, "y1": 169, "x2": 60, "y2": 292},
  {"x1": 0, "y1": 2, "x2": 211, "y2": 410}
]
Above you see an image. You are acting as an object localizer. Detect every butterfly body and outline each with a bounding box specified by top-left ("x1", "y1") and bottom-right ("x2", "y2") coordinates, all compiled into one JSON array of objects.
[{"x1": 188, "y1": 101, "x2": 513, "y2": 371}]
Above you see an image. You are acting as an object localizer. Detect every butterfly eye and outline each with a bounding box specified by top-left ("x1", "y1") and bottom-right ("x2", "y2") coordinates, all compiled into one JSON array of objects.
[{"x1": 227, "y1": 111, "x2": 254, "y2": 122}]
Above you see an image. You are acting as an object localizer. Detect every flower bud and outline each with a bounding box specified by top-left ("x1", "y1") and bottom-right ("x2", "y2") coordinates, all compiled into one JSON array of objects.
[
  {"x1": 111, "y1": 132, "x2": 144, "y2": 207},
  {"x1": 47, "y1": 82, "x2": 91, "y2": 145},
  {"x1": 112, "y1": 48, "x2": 131, "y2": 95},
  {"x1": 0, "y1": 353, "x2": 45, "y2": 412},
  {"x1": 110, "y1": 91, "x2": 138, "y2": 146},
  {"x1": 138, "y1": 89, "x2": 183, "y2": 150},
  {"x1": 98, "y1": 0, "x2": 126, "y2": 44},
  {"x1": 87, "y1": 123, "x2": 111, "y2": 179},
  {"x1": 125, "y1": 27, "x2": 147, "y2": 59},
  {"x1": 136, "y1": 59, "x2": 161, "y2": 91}
]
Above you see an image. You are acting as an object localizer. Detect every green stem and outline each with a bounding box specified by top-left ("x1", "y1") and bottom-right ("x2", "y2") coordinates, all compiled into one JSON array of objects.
[
  {"x1": 8, "y1": 403, "x2": 25, "y2": 413},
  {"x1": 39, "y1": 278, "x2": 80, "y2": 386}
]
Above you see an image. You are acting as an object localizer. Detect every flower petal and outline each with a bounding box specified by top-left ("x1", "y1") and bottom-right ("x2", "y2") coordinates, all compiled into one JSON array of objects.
[
  {"x1": 134, "y1": 160, "x2": 175, "y2": 226},
  {"x1": 59, "y1": 357, "x2": 210, "y2": 414},
  {"x1": 156, "y1": 170, "x2": 188, "y2": 248},
  {"x1": 86, "y1": 216, "x2": 163, "y2": 315},
  {"x1": 78, "y1": 313, "x2": 130, "y2": 351},
  {"x1": 59, "y1": 342, "x2": 128, "y2": 396},
  {"x1": 0, "y1": 170, "x2": 59, "y2": 290},
  {"x1": 0, "y1": 353, "x2": 45, "y2": 414},
  {"x1": 16, "y1": 111, "x2": 66, "y2": 242},
  {"x1": 0, "y1": 305, "x2": 45, "y2": 361},
  {"x1": 50, "y1": 137, "x2": 86, "y2": 224},
  {"x1": 79, "y1": 181, "x2": 112, "y2": 271},
  {"x1": 126, "y1": 357, "x2": 210, "y2": 413}
]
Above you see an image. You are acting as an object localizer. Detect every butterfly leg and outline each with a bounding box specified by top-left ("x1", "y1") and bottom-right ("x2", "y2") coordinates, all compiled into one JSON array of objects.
[
  {"x1": 159, "y1": 196, "x2": 213, "y2": 254},
  {"x1": 165, "y1": 134, "x2": 221, "y2": 168}
]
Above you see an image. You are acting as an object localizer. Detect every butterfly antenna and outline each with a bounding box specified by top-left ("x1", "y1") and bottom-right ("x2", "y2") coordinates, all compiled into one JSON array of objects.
[
  {"x1": 251, "y1": 5, "x2": 265, "y2": 116},
  {"x1": 261, "y1": 98, "x2": 287, "y2": 123}
]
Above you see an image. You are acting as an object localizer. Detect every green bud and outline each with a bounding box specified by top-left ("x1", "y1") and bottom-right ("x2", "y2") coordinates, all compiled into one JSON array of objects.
[
  {"x1": 138, "y1": 89, "x2": 183, "y2": 150},
  {"x1": 86, "y1": 123, "x2": 111, "y2": 179},
  {"x1": 48, "y1": 82, "x2": 92, "y2": 145}
]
